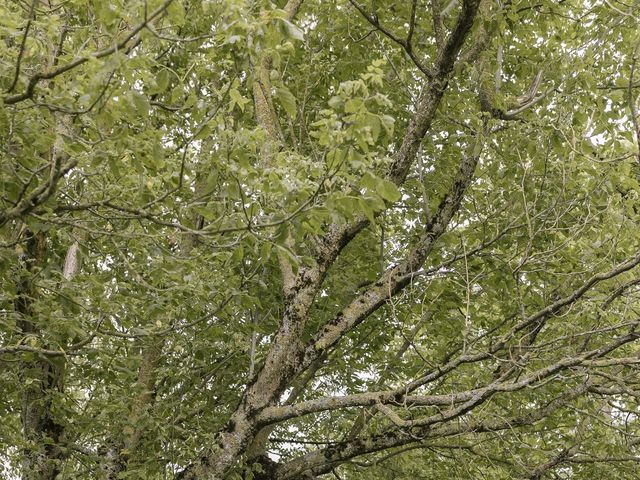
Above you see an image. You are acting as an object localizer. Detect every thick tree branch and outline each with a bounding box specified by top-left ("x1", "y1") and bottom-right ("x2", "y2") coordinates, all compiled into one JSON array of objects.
[
  {"x1": 259, "y1": 329, "x2": 640, "y2": 425},
  {"x1": 274, "y1": 382, "x2": 592, "y2": 479},
  {"x1": 179, "y1": 3, "x2": 485, "y2": 478},
  {"x1": 298, "y1": 132, "x2": 485, "y2": 377}
]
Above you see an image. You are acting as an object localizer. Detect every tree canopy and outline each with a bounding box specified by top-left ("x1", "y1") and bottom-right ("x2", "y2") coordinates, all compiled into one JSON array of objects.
[{"x1": 2, "y1": 0, "x2": 640, "y2": 479}]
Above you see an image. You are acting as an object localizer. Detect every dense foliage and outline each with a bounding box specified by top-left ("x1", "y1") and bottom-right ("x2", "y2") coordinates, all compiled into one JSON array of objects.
[{"x1": 2, "y1": 0, "x2": 640, "y2": 479}]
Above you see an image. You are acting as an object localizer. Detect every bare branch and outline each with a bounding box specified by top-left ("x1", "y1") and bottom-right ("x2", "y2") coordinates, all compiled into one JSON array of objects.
[
  {"x1": 6, "y1": 0, "x2": 37, "y2": 94},
  {"x1": 348, "y1": 0, "x2": 435, "y2": 79}
]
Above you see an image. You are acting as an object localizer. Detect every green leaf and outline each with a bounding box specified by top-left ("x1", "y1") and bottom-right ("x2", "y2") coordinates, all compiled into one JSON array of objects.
[
  {"x1": 359, "y1": 197, "x2": 376, "y2": 224},
  {"x1": 152, "y1": 69, "x2": 170, "y2": 94},
  {"x1": 230, "y1": 88, "x2": 250, "y2": 112},
  {"x1": 282, "y1": 19, "x2": 304, "y2": 41},
  {"x1": 275, "y1": 86, "x2": 297, "y2": 117},
  {"x1": 377, "y1": 178, "x2": 401, "y2": 202},
  {"x1": 360, "y1": 171, "x2": 378, "y2": 191},
  {"x1": 131, "y1": 93, "x2": 150, "y2": 118},
  {"x1": 167, "y1": 1, "x2": 186, "y2": 26},
  {"x1": 365, "y1": 113, "x2": 381, "y2": 142}
]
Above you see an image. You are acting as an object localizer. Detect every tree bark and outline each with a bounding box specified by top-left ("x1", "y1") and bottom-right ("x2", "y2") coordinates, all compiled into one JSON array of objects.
[{"x1": 17, "y1": 231, "x2": 66, "y2": 480}]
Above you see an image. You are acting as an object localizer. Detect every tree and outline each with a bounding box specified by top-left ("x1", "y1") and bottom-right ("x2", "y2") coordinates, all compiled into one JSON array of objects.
[{"x1": 2, "y1": 0, "x2": 640, "y2": 478}]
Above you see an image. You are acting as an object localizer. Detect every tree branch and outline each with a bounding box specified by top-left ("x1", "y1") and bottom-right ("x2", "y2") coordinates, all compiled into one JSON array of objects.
[
  {"x1": 3, "y1": 0, "x2": 174, "y2": 105},
  {"x1": 298, "y1": 130, "x2": 485, "y2": 378},
  {"x1": 348, "y1": 0, "x2": 435, "y2": 79},
  {"x1": 274, "y1": 382, "x2": 591, "y2": 479}
]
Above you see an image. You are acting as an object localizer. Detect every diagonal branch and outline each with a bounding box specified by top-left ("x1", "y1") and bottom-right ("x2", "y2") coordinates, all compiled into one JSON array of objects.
[
  {"x1": 6, "y1": 0, "x2": 37, "y2": 94},
  {"x1": 308, "y1": 0, "x2": 484, "y2": 308},
  {"x1": 0, "y1": 156, "x2": 78, "y2": 228},
  {"x1": 348, "y1": 0, "x2": 435, "y2": 79},
  {"x1": 298, "y1": 131, "x2": 485, "y2": 378},
  {"x1": 175, "y1": 4, "x2": 484, "y2": 478},
  {"x1": 3, "y1": 0, "x2": 174, "y2": 105}
]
